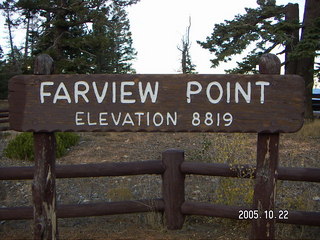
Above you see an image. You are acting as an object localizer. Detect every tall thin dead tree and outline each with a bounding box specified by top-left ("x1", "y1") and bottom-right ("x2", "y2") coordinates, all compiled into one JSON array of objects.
[{"x1": 178, "y1": 17, "x2": 196, "y2": 74}]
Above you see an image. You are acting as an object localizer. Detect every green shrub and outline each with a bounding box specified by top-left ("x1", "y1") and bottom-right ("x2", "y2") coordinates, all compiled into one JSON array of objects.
[
  {"x1": 4, "y1": 132, "x2": 80, "y2": 161},
  {"x1": 4, "y1": 132, "x2": 34, "y2": 160},
  {"x1": 55, "y1": 132, "x2": 80, "y2": 157}
]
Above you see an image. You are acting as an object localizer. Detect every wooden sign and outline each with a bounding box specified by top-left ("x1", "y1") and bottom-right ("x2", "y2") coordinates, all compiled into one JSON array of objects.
[{"x1": 9, "y1": 74, "x2": 304, "y2": 133}]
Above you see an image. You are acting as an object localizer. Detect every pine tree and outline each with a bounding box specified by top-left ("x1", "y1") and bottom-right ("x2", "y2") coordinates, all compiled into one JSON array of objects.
[
  {"x1": 104, "y1": 3, "x2": 136, "y2": 73},
  {"x1": 198, "y1": 0, "x2": 320, "y2": 119},
  {"x1": 85, "y1": 2, "x2": 136, "y2": 74},
  {"x1": 0, "y1": 0, "x2": 21, "y2": 72},
  {"x1": 11, "y1": 0, "x2": 138, "y2": 74}
]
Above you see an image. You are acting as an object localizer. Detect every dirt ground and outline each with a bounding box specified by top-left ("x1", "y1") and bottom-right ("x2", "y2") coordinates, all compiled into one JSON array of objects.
[{"x1": 0, "y1": 129, "x2": 320, "y2": 239}]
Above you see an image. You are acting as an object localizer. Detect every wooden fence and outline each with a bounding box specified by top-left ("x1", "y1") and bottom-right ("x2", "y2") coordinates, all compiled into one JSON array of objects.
[
  {"x1": 0, "y1": 150, "x2": 320, "y2": 234},
  {"x1": 0, "y1": 54, "x2": 319, "y2": 240}
]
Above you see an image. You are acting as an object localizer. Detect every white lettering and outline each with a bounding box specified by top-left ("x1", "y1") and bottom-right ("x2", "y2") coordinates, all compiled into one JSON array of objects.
[
  {"x1": 74, "y1": 112, "x2": 178, "y2": 127},
  {"x1": 53, "y1": 82, "x2": 71, "y2": 103},
  {"x1": 255, "y1": 81, "x2": 270, "y2": 104},
  {"x1": 111, "y1": 112, "x2": 122, "y2": 125},
  {"x1": 235, "y1": 82, "x2": 251, "y2": 103},
  {"x1": 121, "y1": 81, "x2": 136, "y2": 104},
  {"x1": 75, "y1": 81, "x2": 89, "y2": 103},
  {"x1": 99, "y1": 112, "x2": 108, "y2": 125},
  {"x1": 186, "y1": 81, "x2": 202, "y2": 103},
  {"x1": 112, "y1": 82, "x2": 116, "y2": 103},
  {"x1": 153, "y1": 112, "x2": 164, "y2": 126},
  {"x1": 147, "y1": 112, "x2": 150, "y2": 126},
  {"x1": 87, "y1": 112, "x2": 97, "y2": 125},
  {"x1": 139, "y1": 82, "x2": 159, "y2": 103},
  {"x1": 40, "y1": 82, "x2": 54, "y2": 103},
  {"x1": 167, "y1": 112, "x2": 177, "y2": 126},
  {"x1": 206, "y1": 82, "x2": 223, "y2": 104},
  {"x1": 226, "y1": 82, "x2": 231, "y2": 103},
  {"x1": 135, "y1": 112, "x2": 144, "y2": 126},
  {"x1": 93, "y1": 82, "x2": 108, "y2": 103},
  {"x1": 122, "y1": 113, "x2": 135, "y2": 126},
  {"x1": 75, "y1": 112, "x2": 85, "y2": 125}
]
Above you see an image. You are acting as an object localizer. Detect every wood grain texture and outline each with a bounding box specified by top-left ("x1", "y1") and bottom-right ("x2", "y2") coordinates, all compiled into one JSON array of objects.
[
  {"x1": 2, "y1": 203, "x2": 319, "y2": 227},
  {"x1": 1, "y1": 162, "x2": 319, "y2": 182},
  {"x1": 251, "y1": 53, "x2": 280, "y2": 240},
  {"x1": 162, "y1": 149, "x2": 185, "y2": 230},
  {"x1": 32, "y1": 132, "x2": 58, "y2": 240},
  {"x1": 0, "y1": 199, "x2": 165, "y2": 220},
  {"x1": 32, "y1": 54, "x2": 58, "y2": 240},
  {"x1": 9, "y1": 74, "x2": 305, "y2": 133},
  {"x1": 251, "y1": 133, "x2": 279, "y2": 240}
]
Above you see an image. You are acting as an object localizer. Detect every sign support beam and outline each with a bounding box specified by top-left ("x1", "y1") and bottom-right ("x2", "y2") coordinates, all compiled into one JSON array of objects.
[{"x1": 32, "y1": 54, "x2": 58, "y2": 240}]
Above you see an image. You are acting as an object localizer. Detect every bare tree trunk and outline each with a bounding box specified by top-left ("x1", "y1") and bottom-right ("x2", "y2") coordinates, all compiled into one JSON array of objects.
[
  {"x1": 284, "y1": 3, "x2": 299, "y2": 75},
  {"x1": 24, "y1": 12, "x2": 31, "y2": 58},
  {"x1": 5, "y1": 8, "x2": 15, "y2": 63},
  {"x1": 52, "y1": 0, "x2": 68, "y2": 73},
  {"x1": 297, "y1": 0, "x2": 320, "y2": 119},
  {"x1": 178, "y1": 17, "x2": 191, "y2": 74}
]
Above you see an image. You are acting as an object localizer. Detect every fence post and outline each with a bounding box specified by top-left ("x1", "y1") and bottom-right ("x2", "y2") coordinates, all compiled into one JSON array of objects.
[
  {"x1": 32, "y1": 54, "x2": 58, "y2": 240},
  {"x1": 251, "y1": 53, "x2": 281, "y2": 240},
  {"x1": 162, "y1": 149, "x2": 185, "y2": 230}
]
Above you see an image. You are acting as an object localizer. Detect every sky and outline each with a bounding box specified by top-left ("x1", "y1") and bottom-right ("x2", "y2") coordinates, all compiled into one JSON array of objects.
[
  {"x1": 126, "y1": 0, "x2": 305, "y2": 74},
  {"x1": 0, "y1": 0, "x2": 305, "y2": 74}
]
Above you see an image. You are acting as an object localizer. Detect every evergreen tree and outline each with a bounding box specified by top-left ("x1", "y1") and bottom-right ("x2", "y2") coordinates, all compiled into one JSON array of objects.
[
  {"x1": 7, "y1": 0, "x2": 138, "y2": 74},
  {"x1": 198, "y1": 0, "x2": 320, "y2": 119},
  {"x1": 85, "y1": 2, "x2": 136, "y2": 74},
  {"x1": 0, "y1": 0, "x2": 21, "y2": 72},
  {"x1": 0, "y1": 0, "x2": 138, "y2": 98},
  {"x1": 104, "y1": 3, "x2": 136, "y2": 73}
]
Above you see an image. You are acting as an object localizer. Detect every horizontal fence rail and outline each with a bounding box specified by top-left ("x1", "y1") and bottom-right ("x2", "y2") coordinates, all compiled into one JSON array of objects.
[
  {"x1": 0, "y1": 108, "x2": 9, "y2": 131},
  {"x1": 1, "y1": 199, "x2": 319, "y2": 227},
  {"x1": 1, "y1": 161, "x2": 319, "y2": 182},
  {"x1": 1, "y1": 158, "x2": 319, "y2": 227},
  {"x1": 0, "y1": 160, "x2": 165, "y2": 180},
  {"x1": 0, "y1": 199, "x2": 164, "y2": 220},
  {"x1": 181, "y1": 162, "x2": 320, "y2": 182}
]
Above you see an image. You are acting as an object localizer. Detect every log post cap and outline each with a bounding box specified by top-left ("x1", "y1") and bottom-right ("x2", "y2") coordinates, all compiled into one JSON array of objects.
[
  {"x1": 259, "y1": 53, "x2": 281, "y2": 74},
  {"x1": 162, "y1": 149, "x2": 185, "y2": 159},
  {"x1": 34, "y1": 54, "x2": 54, "y2": 75},
  {"x1": 162, "y1": 149, "x2": 184, "y2": 165}
]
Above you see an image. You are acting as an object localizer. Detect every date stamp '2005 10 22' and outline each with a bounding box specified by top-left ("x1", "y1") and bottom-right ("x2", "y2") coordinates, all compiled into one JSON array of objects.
[{"x1": 239, "y1": 210, "x2": 289, "y2": 220}]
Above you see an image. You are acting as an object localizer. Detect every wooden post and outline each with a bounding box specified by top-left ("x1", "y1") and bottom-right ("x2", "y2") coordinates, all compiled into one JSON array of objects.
[
  {"x1": 162, "y1": 149, "x2": 185, "y2": 230},
  {"x1": 32, "y1": 54, "x2": 58, "y2": 240},
  {"x1": 251, "y1": 53, "x2": 281, "y2": 240}
]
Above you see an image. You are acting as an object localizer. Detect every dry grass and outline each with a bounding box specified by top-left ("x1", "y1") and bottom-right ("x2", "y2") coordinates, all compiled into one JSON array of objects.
[
  {"x1": 1, "y1": 126, "x2": 319, "y2": 239},
  {"x1": 295, "y1": 119, "x2": 320, "y2": 139}
]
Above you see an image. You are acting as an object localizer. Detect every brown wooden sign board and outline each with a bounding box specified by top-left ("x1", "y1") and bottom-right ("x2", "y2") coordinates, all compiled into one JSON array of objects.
[{"x1": 9, "y1": 74, "x2": 305, "y2": 133}]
